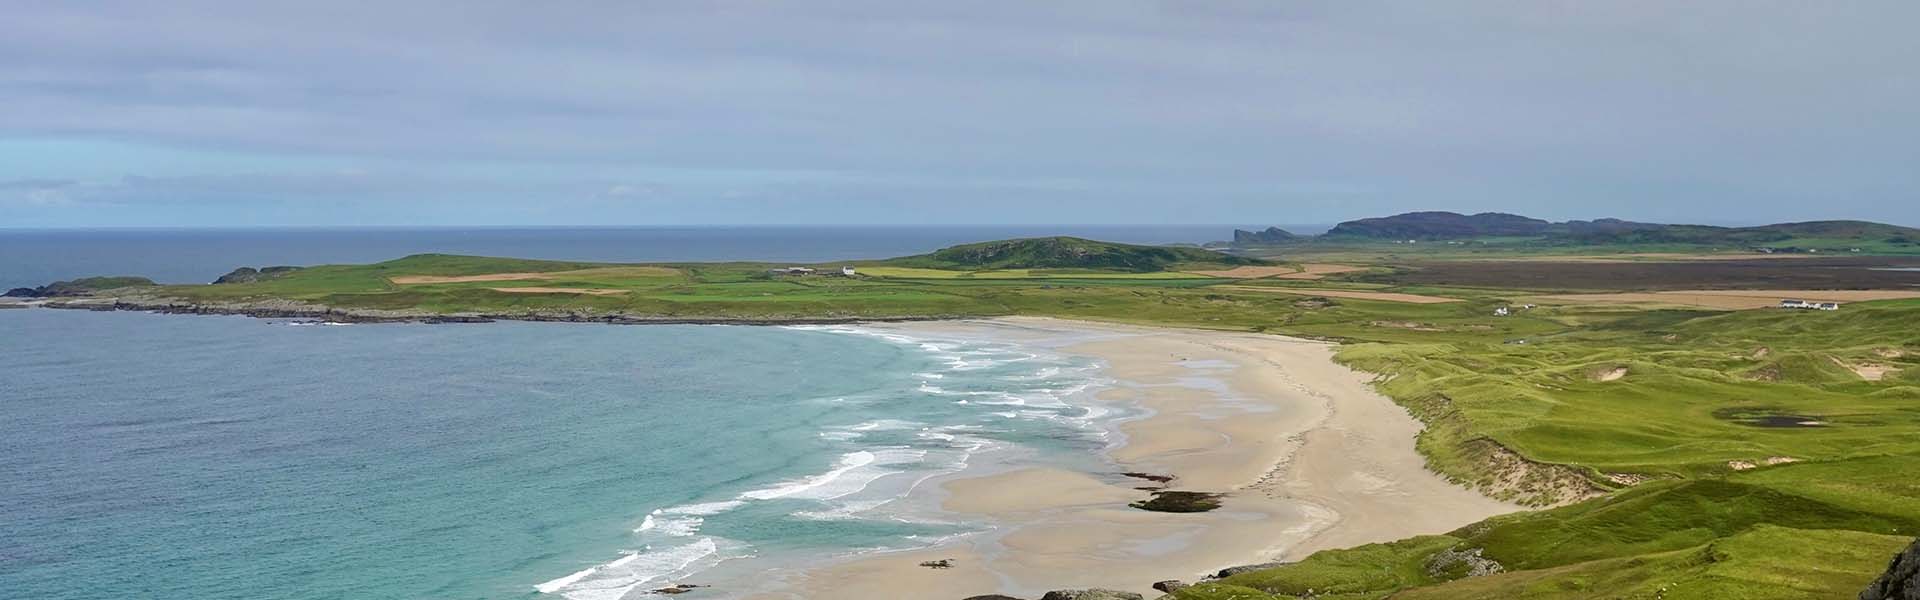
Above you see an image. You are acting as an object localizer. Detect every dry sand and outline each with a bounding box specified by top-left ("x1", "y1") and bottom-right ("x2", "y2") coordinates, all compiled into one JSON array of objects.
[
  {"x1": 1832, "y1": 357, "x2": 1898, "y2": 381},
  {"x1": 747, "y1": 317, "x2": 1516, "y2": 599},
  {"x1": 1535, "y1": 289, "x2": 1920, "y2": 310},
  {"x1": 1216, "y1": 285, "x2": 1462, "y2": 304}
]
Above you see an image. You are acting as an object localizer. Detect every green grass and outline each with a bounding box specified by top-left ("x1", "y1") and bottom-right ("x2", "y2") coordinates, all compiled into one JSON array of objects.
[{"x1": 883, "y1": 236, "x2": 1265, "y2": 271}]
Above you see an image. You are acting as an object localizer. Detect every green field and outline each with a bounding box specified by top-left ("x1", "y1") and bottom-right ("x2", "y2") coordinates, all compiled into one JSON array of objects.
[{"x1": 46, "y1": 239, "x2": 1920, "y2": 598}]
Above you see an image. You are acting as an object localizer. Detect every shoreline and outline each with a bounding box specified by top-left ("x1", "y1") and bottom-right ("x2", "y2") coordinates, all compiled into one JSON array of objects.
[
  {"x1": 743, "y1": 317, "x2": 1520, "y2": 599},
  {"x1": 8, "y1": 304, "x2": 1519, "y2": 598},
  {"x1": 15, "y1": 294, "x2": 973, "y2": 326}
]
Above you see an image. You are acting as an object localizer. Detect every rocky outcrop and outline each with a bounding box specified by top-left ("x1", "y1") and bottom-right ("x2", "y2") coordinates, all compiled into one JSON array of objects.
[
  {"x1": 961, "y1": 596, "x2": 1027, "y2": 600},
  {"x1": 1129, "y1": 491, "x2": 1223, "y2": 513},
  {"x1": 1425, "y1": 546, "x2": 1503, "y2": 579},
  {"x1": 1232, "y1": 227, "x2": 1297, "y2": 245},
  {"x1": 1039, "y1": 590, "x2": 1144, "y2": 600},
  {"x1": 1151, "y1": 580, "x2": 1188, "y2": 593},
  {"x1": 1210, "y1": 562, "x2": 1286, "y2": 579},
  {"x1": 3, "y1": 276, "x2": 155, "y2": 297},
  {"x1": 1861, "y1": 538, "x2": 1920, "y2": 600},
  {"x1": 213, "y1": 266, "x2": 303, "y2": 284}
]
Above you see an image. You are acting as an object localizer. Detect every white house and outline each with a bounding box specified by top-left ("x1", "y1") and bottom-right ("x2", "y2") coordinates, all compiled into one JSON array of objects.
[
  {"x1": 841, "y1": 266, "x2": 857, "y2": 276},
  {"x1": 1779, "y1": 299, "x2": 1841, "y2": 311}
]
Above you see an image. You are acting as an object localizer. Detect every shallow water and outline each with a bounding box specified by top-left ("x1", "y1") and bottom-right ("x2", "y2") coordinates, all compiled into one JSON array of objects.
[{"x1": 0, "y1": 310, "x2": 1128, "y2": 600}]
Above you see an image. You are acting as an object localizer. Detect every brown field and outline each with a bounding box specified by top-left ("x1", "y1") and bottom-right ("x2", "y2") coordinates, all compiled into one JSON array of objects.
[
  {"x1": 1473, "y1": 253, "x2": 1819, "y2": 263},
  {"x1": 391, "y1": 272, "x2": 551, "y2": 284},
  {"x1": 1186, "y1": 264, "x2": 1365, "y2": 279},
  {"x1": 1533, "y1": 289, "x2": 1920, "y2": 310},
  {"x1": 390, "y1": 266, "x2": 679, "y2": 285},
  {"x1": 486, "y1": 287, "x2": 630, "y2": 296},
  {"x1": 1216, "y1": 285, "x2": 1461, "y2": 304},
  {"x1": 1378, "y1": 257, "x2": 1920, "y2": 291}
]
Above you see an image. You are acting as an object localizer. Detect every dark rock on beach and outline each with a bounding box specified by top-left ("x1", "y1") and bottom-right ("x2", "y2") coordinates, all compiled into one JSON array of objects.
[
  {"x1": 1151, "y1": 580, "x2": 1188, "y2": 593},
  {"x1": 1129, "y1": 491, "x2": 1223, "y2": 513},
  {"x1": 1862, "y1": 538, "x2": 1920, "y2": 600},
  {"x1": 961, "y1": 596, "x2": 1027, "y2": 600},
  {"x1": 1039, "y1": 590, "x2": 1144, "y2": 600},
  {"x1": 1210, "y1": 561, "x2": 1287, "y2": 579},
  {"x1": 1120, "y1": 472, "x2": 1175, "y2": 484}
]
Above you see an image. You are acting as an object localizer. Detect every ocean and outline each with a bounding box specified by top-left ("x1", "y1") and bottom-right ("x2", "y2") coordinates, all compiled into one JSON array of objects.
[
  {"x1": 0, "y1": 225, "x2": 1328, "y2": 290},
  {"x1": 0, "y1": 225, "x2": 1283, "y2": 598},
  {"x1": 0, "y1": 298, "x2": 1136, "y2": 600}
]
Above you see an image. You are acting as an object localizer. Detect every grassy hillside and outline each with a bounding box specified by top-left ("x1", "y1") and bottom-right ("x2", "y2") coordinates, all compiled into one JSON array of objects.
[
  {"x1": 885, "y1": 236, "x2": 1265, "y2": 272},
  {"x1": 1267, "y1": 212, "x2": 1920, "y2": 255}
]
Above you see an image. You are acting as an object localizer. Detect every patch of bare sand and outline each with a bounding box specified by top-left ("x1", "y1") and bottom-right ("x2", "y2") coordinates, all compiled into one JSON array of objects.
[
  {"x1": 1831, "y1": 356, "x2": 1899, "y2": 381},
  {"x1": 1217, "y1": 285, "x2": 1462, "y2": 304},
  {"x1": 1535, "y1": 289, "x2": 1920, "y2": 310},
  {"x1": 486, "y1": 287, "x2": 629, "y2": 296},
  {"x1": 1593, "y1": 366, "x2": 1629, "y2": 382},
  {"x1": 748, "y1": 318, "x2": 1516, "y2": 599}
]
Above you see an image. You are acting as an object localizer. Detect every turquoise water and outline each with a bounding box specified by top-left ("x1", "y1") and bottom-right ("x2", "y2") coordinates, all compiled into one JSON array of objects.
[{"x1": 0, "y1": 309, "x2": 1122, "y2": 600}]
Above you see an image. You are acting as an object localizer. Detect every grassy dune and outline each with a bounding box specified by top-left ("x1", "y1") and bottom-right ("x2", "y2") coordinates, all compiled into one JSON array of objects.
[{"x1": 1174, "y1": 300, "x2": 1920, "y2": 599}]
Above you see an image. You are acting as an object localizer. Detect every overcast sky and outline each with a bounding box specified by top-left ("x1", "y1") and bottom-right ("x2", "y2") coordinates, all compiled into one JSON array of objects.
[{"x1": 3, "y1": 1, "x2": 1916, "y2": 227}]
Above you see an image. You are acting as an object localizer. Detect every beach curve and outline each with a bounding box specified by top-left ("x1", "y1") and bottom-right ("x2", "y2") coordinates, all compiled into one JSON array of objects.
[{"x1": 744, "y1": 316, "x2": 1520, "y2": 599}]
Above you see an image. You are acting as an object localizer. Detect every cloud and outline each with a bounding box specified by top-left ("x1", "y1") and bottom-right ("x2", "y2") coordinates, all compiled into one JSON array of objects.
[{"x1": 1, "y1": 1, "x2": 1917, "y2": 226}]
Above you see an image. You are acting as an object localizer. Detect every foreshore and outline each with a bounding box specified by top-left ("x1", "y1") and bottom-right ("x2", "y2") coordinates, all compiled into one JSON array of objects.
[
  {"x1": 13, "y1": 300, "x2": 1521, "y2": 598},
  {"x1": 16, "y1": 294, "x2": 969, "y2": 326},
  {"x1": 747, "y1": 317, "x2": 1519, "y2": 599}
]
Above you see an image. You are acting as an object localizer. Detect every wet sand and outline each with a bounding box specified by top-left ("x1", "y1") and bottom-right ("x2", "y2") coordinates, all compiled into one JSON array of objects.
[{"x1": 747, "y1": 317, "x2": 1517, "y2": 599}]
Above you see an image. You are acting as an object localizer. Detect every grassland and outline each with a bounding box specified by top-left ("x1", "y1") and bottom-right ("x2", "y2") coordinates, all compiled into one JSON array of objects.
[{"x1": 44, "y1": 240, "x2": 1920, "y2": 598}]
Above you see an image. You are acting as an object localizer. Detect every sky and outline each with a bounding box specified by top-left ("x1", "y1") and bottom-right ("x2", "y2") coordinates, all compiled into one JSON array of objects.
[{"x1": 2, "y1": 1, "x2": 1916, "y2": 228}]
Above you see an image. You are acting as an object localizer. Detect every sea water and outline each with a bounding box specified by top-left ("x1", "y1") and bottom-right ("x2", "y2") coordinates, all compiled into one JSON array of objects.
[{"x1": 0, "y1": 309, "x2": 1128, "y2": 600}]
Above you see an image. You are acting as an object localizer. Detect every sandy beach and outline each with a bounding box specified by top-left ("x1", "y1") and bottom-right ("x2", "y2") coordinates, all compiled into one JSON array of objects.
[{"x1": 747, "y1": 317, "x2": 1518, "y2": 599}]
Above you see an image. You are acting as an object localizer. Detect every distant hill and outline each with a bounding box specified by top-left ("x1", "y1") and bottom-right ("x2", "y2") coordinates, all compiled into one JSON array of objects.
[
  {"x1": 1232, "y1": 226, "x2": 1298, "y2": 245},
  {"x1": 1274, "y1": 211, "x2": 1920, "y2": 250},
  {"x1": 1325, "y1": 211, "x2": 1558, "y2": 239},
  {"x1": 891, "y1": 237, "x2": 1266, "y2": 272}
]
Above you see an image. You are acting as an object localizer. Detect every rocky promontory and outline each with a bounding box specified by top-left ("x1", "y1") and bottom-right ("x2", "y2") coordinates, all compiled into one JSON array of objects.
[
  {"x1": 4, "y1": 276, "x2": 156, "y2": 298},
  {"x1": 212, "y1": 266, "x2": 304, "y2": 284}
]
